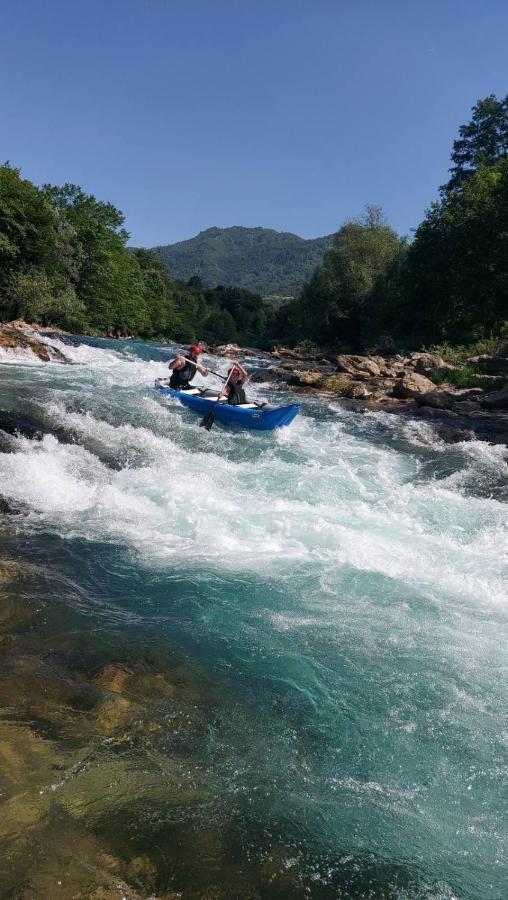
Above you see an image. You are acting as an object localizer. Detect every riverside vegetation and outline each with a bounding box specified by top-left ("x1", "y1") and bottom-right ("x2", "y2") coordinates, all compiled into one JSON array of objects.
[{"x1": 1, "y1": 94, "x2": 507, "y2": 357}]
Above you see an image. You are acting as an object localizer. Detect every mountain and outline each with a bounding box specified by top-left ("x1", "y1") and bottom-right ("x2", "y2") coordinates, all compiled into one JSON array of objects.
[{"x1": 154, "y1": 226, "x2": 335, "y2": 296}]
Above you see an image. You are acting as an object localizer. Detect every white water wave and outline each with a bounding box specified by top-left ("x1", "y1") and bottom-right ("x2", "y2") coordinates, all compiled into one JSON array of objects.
[{"x1": 0, "y1": 336, "x2": 506, "y2": 608}]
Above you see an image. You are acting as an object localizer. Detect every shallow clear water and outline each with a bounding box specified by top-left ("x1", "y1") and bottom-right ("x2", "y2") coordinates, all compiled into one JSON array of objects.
[{"x1": 0, "y1": 335, "x2": 507, "y2": 899}]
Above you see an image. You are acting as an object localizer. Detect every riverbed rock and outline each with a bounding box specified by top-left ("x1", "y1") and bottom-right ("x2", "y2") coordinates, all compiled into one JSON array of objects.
[
  {"x1": 336, "y1": 354, "x2": 382, "y2": 377},
  {"x1": 466, "y1": 354, "x2": 508, "y2": 375},
  {"x1": 321, "y1": 373, "x2": 352, "y2": 393},
  {"x1": 392, "y1": 372, "x2": 437, "y2": 399},
  {"x1": 95, "y1": 696, "x2": 133, "y2": 735},
  {"x1": 0, "y1": 323, "x2": 69, "y2": 363},
  {"x1": 212, "y1": 343, "x2": 242, "y2": 356},
  {"x1": 482, "y1": 382, "x2": 508, "y2": 409},
  {"x1": 94, "y1": 664, "x2": 132, "y2": 695},
  {"x1": 343, "y1": 382, "x2": 371, "y2": 399},
  {"x1": 411, "y1": 353, "x2": 452, "y2": 374},
  {"x1": 288, "y1": 370, "x2": 323, "y2": 388}
]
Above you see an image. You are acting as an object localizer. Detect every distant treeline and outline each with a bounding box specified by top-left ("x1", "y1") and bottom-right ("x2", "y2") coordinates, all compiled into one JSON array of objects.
[
  {"x1": 1, "y1": 93, "x2": 507, "y2": 351},
  {"x1": 273, "y1": 94, "x2": 508, "y2": 351},
  {"x1": 0, "y1": 170, "x2": 270, "y2": 344}
]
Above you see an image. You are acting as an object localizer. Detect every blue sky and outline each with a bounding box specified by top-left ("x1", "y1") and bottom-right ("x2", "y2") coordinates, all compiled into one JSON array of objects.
[{"x1": 1, "y1": 1, "x2": 507, "y2": 245}]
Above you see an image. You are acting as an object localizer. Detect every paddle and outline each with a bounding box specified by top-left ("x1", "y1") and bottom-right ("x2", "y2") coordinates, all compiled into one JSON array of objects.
[
  {"x1": 182, "y1": 357, "x2": 227, "y2": 381},
  {"x1": 199, "y1": 369, "x2": 234, "y2": 431}
]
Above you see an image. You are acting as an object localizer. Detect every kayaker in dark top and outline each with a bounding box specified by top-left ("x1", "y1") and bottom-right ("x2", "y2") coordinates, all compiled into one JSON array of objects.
[
  {"x1": 168, "y1": 344, "x2": 210, "y2": 389},
  {"x1": 221, "y1": 363, "x2": 249, "y2": 405}
]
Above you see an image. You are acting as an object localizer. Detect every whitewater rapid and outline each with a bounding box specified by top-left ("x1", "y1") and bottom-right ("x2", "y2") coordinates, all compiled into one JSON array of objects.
[
  {"x1": 1, "y1": 336, "x2": 506, "y2": 601},
  {"x1": 1, "y1": 334, "x2": 507, "y2": 898}
]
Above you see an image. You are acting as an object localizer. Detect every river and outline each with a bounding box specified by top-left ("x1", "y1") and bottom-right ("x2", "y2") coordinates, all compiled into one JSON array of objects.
[{"x1": 0, "y1": 335, "x2": 506, "y2": 899}]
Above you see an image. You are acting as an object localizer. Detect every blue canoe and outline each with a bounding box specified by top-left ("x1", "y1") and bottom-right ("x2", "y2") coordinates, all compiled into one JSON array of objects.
[{"x1": 155, "y1": 381, "x2": 300, "y2": 431}]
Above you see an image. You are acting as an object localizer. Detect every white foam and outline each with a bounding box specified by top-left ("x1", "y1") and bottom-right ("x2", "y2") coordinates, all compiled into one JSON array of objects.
[{"x1": 0, "y1": 336, "x2": 506, "y2": 611}]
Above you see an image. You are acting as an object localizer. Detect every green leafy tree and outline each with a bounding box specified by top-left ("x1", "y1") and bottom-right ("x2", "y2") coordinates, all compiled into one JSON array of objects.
[
  {"x1": 443, "y1": 94, "x2": 508, "y2": 193},
  {"x1": 6, "y1": 267, "x2": 85, "y2": 329},
  {"x1": 204, "y1": 285, "x2": 266, "y2": 344},
  {"x1": 42, "y1": 184, "x2": 149, "y2": 333},
  {"x1": 0, "y1": 164, "x2": 60, "y2": 306},
  {"x1": 203, "y1": 307, "x2": 238, "y2": 343},
  {"x1": 406, "y1": 159, "x2": 508, "y2": 344},
  {"x1": 289, "y1": 207, "x2": 406, "y2": 349}
]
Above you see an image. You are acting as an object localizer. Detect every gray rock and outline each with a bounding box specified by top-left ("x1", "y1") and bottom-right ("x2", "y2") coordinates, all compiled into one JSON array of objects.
[
  {"x1": 482, "y1": 383, "x2": 508, "y2": 409},
  {"x1": 336, "y1": 354, "x2": 382, "y2": 377},
  {"x1": 392, "y1": 373, "x2": 436, "y2": 399}
]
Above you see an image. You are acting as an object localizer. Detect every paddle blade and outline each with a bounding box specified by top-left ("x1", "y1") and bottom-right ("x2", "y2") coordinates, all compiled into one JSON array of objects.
[{"x1": 199, "y1": 410, "x2": 215, "y2": 430}]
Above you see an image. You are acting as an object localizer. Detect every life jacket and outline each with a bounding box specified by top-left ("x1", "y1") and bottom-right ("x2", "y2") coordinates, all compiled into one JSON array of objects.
[
  {"x1": 169, "y1": 359, "x2": 195, "y2": 389},
  {"x1": 227, "y1": 379, "x2": 247, "y2": 406}
]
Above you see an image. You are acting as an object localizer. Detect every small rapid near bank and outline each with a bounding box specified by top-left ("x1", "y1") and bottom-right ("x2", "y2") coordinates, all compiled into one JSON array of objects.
[{"x1": 1, "y1": 335, "x2": 507, "y2": 899}]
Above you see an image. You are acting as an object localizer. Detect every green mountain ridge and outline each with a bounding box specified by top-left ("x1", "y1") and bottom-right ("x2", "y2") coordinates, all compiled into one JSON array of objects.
[{"x1": 154, "y1": 226, "x2": 335, "y2": 296}]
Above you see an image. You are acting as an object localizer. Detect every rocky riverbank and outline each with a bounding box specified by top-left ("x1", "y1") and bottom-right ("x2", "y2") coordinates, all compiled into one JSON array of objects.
[
  {"x1": 1, "y1": 323, "x2": 506, "y2": 446},
  {"x1": 214, "y1": 343, "x2": 508, "y2": 446},
  {"x1": 0, "y1": 320, "x2": 70, "y2": 362}
]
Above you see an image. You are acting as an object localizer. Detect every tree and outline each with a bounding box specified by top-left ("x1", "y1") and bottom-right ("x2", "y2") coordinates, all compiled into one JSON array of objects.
[
  {"x1": 42, "y1": 183, "x2": 150, "y2": 333},
  {"x1": 203, "y1": 307, "x2": 238, "y2": 343},
  {"x1": 289, "y1": 207, "x2": 406, "y2": 349},
  {"x1": 443, "y1": 94, "x2": 508, "y2": 194},
  {"x1": 406, "y1": 159, "x2": 508, "y2": 344},
  {"x1": 0, "y1": 164, "x2": 60, "y2": 305}
]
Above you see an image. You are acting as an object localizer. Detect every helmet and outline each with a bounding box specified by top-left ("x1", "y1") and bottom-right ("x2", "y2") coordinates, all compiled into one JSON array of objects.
[
  {"x1": 230, "y1": 366, "x2": 241, "y2": 379},
  {"x1": 189, "y1": 344, "x2": 201, "y2": 356}
]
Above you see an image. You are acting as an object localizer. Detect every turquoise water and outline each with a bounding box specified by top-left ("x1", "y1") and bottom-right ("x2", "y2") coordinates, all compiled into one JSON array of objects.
[{"x1": 0, "y1": 335, "x2": 507, "y2": 899}]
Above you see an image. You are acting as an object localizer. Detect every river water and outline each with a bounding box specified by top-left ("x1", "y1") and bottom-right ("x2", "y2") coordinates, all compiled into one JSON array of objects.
[{"x1": 0, "y1": 335, "x2": 506, "y2": 899}]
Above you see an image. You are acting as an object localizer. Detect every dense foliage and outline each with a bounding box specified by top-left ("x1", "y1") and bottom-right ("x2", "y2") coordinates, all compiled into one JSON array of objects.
[
  {"x1": 155, "y1": 226, "x2": 334, "y2": 296},
  {"x1": 273, "y1": 94, "x2": 508, "y2": 351},
  {"x1": 442, "y1": 94, "x2": 508, "y2": 194},
  {"x1": 1, "y1": 93, "x2": 507, "y2": 352},
  {"x1": 277, "y1": 208, "x2": 407, "y2": 350},
  {"x1": 0, "y1": 167, "x2": 268, "y2": 343}
]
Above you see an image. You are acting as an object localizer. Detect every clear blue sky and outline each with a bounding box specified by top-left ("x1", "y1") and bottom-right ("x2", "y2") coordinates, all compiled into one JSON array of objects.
[{"x1": 1, "y1": 0, "x2": 507, "y2": 246}]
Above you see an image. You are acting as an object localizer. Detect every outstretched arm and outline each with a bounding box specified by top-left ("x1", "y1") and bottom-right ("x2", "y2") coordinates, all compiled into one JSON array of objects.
[
  {"x1": 168, "y1": 355, "x2": 185, "y2": 370},
  {"x1": 235, "y1": 362, "x2": 249, "y2": 383}
]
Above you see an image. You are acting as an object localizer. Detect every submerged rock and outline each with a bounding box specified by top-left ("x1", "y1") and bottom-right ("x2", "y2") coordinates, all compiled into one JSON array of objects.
[
  {"x1": 95, "y1": 696, "x2": 133, "y2": 735},
  {"x1": 94, "y1": 664, "x2": 132, "y2": 695}
]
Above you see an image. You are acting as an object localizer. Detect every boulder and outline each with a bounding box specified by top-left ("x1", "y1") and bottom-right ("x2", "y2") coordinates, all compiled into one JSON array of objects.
[
  {"x1": 482, "y1": 383, "x2": 508, "y2": 410},
  {"x1": 212, "y1": 342, "x2": 242, "y2": 356},
  {"x1": 343, "y1": 382, "x2": 370, "y2": 399},
  {"x1": 466, "y1": 355, "x2": 508, "y2": 375},
  {"x1": 336, "y1": 354, "x2": 382, "y2": 377},
  {"x1": 415, "y1": 391, "x2": 461, "y2": 410},
  {"x1": 412, "y1": 353, "x2": 449, "y2": 374},
  {"x1": 0, "y1": 323, "x2": 69, "y2": 363},
  {"x1": 392, "y1": 372, "x2": 436, "y2": 399},
  {"x1": 321, "y1": 373, "x2": 352, "y2": 394},
  {"x1": 250, "y1": 366, "x2": 294, "y2": 384},
  {"x1": 380, "y1": 364, "x2": 405, "y2": 377},
  {"x1": 288, "y1": 370, "x2": 323, "y2": 388}
]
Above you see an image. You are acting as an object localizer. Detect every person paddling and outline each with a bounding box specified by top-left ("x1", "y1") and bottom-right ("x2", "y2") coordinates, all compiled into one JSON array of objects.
[
  {"x1": 168, "y1": 344, "x2": 210, "y2": 390},
  {"x1": 220, "y1": 363, "x2": 249, "y2": 406}
]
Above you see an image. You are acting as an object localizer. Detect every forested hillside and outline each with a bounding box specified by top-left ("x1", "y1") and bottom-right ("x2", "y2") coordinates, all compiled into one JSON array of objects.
[
  {"x1": 155, "y1": 226, "x2": 334, "y2": 296},
  {"x1": 1, "y1": 94, "x2": 506, "y2": 352}
]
